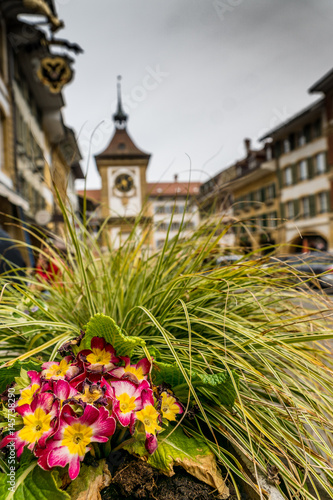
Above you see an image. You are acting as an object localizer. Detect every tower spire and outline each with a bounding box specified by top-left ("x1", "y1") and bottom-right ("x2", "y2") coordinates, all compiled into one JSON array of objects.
[{"x1": 112, "y1": 75, "x2": 128, "y2": 129}]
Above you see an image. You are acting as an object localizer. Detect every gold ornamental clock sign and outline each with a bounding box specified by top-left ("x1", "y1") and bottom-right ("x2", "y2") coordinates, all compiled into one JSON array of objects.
[
  {"x1": 37, "y1": 56, "x2": 73, "y2": 93},
  {"x1": 113, "y1": 172, "x2": 137, "y2": 207},
  {"x1": 114, "y1": 173, "x2": 134, "y2": 193}
]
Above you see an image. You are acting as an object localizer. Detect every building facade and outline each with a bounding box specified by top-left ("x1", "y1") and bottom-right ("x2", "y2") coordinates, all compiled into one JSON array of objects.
[
  {"x1": 147, "y1": 177, "x2": 200, "y2": 249},
  {"x1": 0, "y1": 0, "x2": 83, "y2": 262},
  {"x1": 261, "y1": 81, "x2": 332, "y2": 252},
  {"x1": 199, "y1": 67, "x2": 333, "y2": 254}
]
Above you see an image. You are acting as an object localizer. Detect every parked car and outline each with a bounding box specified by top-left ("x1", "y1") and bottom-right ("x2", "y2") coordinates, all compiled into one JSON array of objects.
[{"x1": 270, "y1": 252, "x2": 333, "y2": 292}]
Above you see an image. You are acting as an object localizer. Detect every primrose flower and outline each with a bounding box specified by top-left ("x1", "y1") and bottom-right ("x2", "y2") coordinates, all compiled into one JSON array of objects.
[
  {"x1": 17, "y1": 371, "x2": 41, "y2": 407},
  {"x1": 78, "y1": 337, "x2": 119, "y2": 373},
  {"x1": 104, "y1": 378, "x2": 149, "y2": 427},
  {"x1": 136, "y1": 403, "x2": 162, "y2": 454},
  {"x1": 160, "y1": 392, "x2": 183, "y2": 422},
  {"x1": 73, "y1": 379, "x2": 106, "y2": 406},
  {"x1": 53, "y1": 379, "x2": 79, "y2": 407},
  {"x1": 110, "y1": 357, "x2": 151, "y2": 384},
  {"x1": 41, "y1": 356, "x2": 80, "y2": 381},
  {"x1": 0, "y1": 393, "x2": 58, "y2": 457},
  {"x1": 37, "y1": 404, "x2": 116, "y2": 480}
]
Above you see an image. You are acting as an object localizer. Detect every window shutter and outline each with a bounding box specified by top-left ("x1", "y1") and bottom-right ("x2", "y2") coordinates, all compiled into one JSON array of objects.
[
  {"x1": 272, "y1": 183, "x2": 276, "y2": 198},
  {"x1": 262, "y1": 213, "x2": 267, "y2": 228},
  {"x1": 277, "y1": 169, "x2": 283, "y2": 188},
  {"x1": 280, "y1": 203, "x2": 285, "y2": 219},
  {"x1": 292, "y1": 164, "x2": 298, "y2": 184},
  {"x1": 260, "y1": 187, "x2": 266, "y2": 202},
  {"x1": 324, "y1": 152, "x2": 329, "y2": 173},
  {"x1": 309, "y1": 194, "x2": 316, "y2": 217},
  {"x1": 307, "y1": 157, "x2": 314, "y2": 179},
  {"x1": 326, "y1": 191, "x2": 331, "y2": 212},
  {"x1": 294, "y1": 199, "x2": 299, "y2": 217}
]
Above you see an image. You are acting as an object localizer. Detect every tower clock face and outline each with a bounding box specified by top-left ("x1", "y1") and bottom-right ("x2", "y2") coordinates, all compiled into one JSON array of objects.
[{"x1": 114, "y1": 173, "x2": 134, "y2": 193}]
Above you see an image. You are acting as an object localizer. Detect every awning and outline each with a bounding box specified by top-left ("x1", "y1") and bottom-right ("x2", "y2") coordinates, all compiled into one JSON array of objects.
[{"x1": 0, "y1": 182, "x2": 29, "y2": 211}]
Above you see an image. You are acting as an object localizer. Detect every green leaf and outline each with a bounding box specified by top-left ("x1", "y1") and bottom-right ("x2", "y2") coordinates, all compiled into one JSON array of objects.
[
  {"x1": 152, "y1": 361, "x2": 239, "y2": 407},
  {"x1": 0, "y1": 463, "x2": 70, "y2": 500},
  {"x1": 14, "y1": 370, "x2": 31, "y2": 392},
  {"x1": 13, "y1": 466, "x2": 70, "y2": 500},
  {"x1": 82, "y1": 314, "x2": 145, "y2": 357},
  {"x1": 124, "y1": 426, "x2": 229, "y2": 498},
  {"x1": 0, "y1": 361, "x2": 42, "y2": 394}
]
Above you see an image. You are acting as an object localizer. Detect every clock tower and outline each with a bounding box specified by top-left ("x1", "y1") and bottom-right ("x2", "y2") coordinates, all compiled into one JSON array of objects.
[{"x1": 95, "y1": 77, "x2": 151, "y2": 242}]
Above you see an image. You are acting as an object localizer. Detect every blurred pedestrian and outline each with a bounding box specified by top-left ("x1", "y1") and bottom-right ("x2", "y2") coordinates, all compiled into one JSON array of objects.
[{"x1": 0, "y1": 228, "x2": 26, "y2": 284}]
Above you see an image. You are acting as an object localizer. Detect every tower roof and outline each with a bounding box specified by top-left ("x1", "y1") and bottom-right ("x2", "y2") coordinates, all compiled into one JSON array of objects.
[
  {"x1": 95, "y1": 128, "x2": 151, "y2": 161},
  {"x1": 112, "y1": 76, "x2": 128, "y2": 128},
  {"x1": 95, "y1": 76, "x2": 151, "y2": 161}
]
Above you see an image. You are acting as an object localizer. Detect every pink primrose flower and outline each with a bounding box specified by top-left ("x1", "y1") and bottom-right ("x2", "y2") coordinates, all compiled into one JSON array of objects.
[
  {"x1": 110, "y1": 357, "x2": 151, "y2": 384},
  {"x1": 0, "y1": 393, "x2": 58, "y2": 457},
  {"x1": 78, "y1": 337, "x2": 119, "y2": 373},
  {"x1": 52, "y1": 379, "x2": 79, "y2": 406},
  {"x1": 103, "y1": 378, "x2": 149, "y2": 427},
  {"x1": 17, "y1": 371, "x2": 42, "y2": 407},
  {"x1": 37, "y1": 403, "x2": 116, "y2": 480},
  {"x1": 73, "y1": 379, "x2": 107, "y2": 407},
  {"x1": 41, "y1": 356, "x2": 80, "y2": 381}
]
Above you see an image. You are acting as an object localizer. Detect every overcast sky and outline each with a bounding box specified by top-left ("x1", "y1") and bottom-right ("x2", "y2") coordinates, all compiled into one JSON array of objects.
[{"x1": 55, "y1": 0, "x2": 333, "y2": 188}]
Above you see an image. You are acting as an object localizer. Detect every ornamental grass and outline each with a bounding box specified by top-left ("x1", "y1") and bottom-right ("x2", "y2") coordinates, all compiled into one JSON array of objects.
[{"x1": 0, "y1": 200, "x2": 332, "y2": 499}]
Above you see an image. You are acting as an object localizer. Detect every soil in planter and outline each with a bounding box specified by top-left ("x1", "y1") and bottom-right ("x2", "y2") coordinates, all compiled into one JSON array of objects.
[{"x1": 101, "y1": 451, "x2": 249, "y2": 500}]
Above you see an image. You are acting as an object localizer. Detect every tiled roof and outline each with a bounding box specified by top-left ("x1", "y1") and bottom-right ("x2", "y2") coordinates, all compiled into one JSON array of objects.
[
  {"x1": 78, "y1": 182, "x2": 201, "y2": 202},
  {"x1": 77, "y1": 189, "x2": 101, "y2": 202},
  {"x1": 94, "y1": 128, "x2": 150, "y2": 160}
]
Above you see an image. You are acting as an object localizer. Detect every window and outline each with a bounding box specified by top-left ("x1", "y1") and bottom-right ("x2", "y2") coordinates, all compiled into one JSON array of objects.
[
  {"x1": 184, "y1": 221, "x2": 195, "y2": 230},
  {"x1": 284, "y1": 166, "x2": 293, "y2": 186},
  {"x1": 297, "y1": 132, "x2": 306, "y2": 147},
  {"x1": 289, "y1": 133, "x2": 295, "y2": 151},
  {"x1": 315, "y1": 153, "x2": 326, "y2": 175},
  {"x1": 274, "y1": 141, "x2": 281, "y2": 158},
  {"x1": 283, "y1": 139, "x2": 290, "y2": 154},
  {"x1": 155, "y1": 205, "x2": 165, "y2": 214},
  {"x1": 286, "y1": 201, "x2": 294, "y2": 218},
  {"x1": 266, "y1": 183, "x2": 276, "y2": 200},
  {"x1": 267, "y1": 211, "x2": 278, "y2": 228},
  {"x1": 259, "y1": 187, "x2": 266, "y2": 202},
  {"x1": 301, "y1": 197, "x2": 310, "y2": 218},
  {"x1": 313, "y1": 118, "x2": 322, "y2": 138},
  {"x1": 170, "y1": 222, "x2": 180, "y2": 231},
  {"x1": 304, "y1": 124, "x2": 312, "y2": 143},
  {"x1": 299, "y1": 160, "x2": 308, "y2": 181},
  {"x1": 266, "y1": 146, "x2": 272, "y2": 161},
  {"x1": 318, "y1": 192, "x2": 329, "y2": 213}
]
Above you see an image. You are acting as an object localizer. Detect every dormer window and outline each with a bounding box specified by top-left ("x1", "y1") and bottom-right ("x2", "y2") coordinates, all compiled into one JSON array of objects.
[{"x1": 118, "y1": 142, "x2": 126, "y2": 150}]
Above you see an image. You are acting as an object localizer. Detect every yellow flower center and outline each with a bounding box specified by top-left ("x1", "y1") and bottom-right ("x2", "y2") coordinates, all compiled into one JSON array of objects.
[
  {"x1": 136, "y1": 404, "x2": 162, "y2": 435},
  {"x1": 160, "y1": 393, "x2": 180, "y2": 422},
  {"x1": 86, "y1": 348, "x2": 111, "y2": 366},
  {"x1": 124, "y1": 365, "x2": 144, "y2": 380},
  {"x1": 76, "y1": 386, "x2": 103, "y2": 404},
  {"x1": 61, "y1": 422, "x2": 93, "y2": 456},
  {"x1": 116, "y1": 393, "x2": 137, "y2": 413},
  {"x1": 45, "y1": 359, "x2": 71, "y2": 380},
  {"x1": 17, "y1": 383, "x2": 40, "y2": 406},
  {"x1": 18, "y1": 408, "x2": 52, "y2": 444}
]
